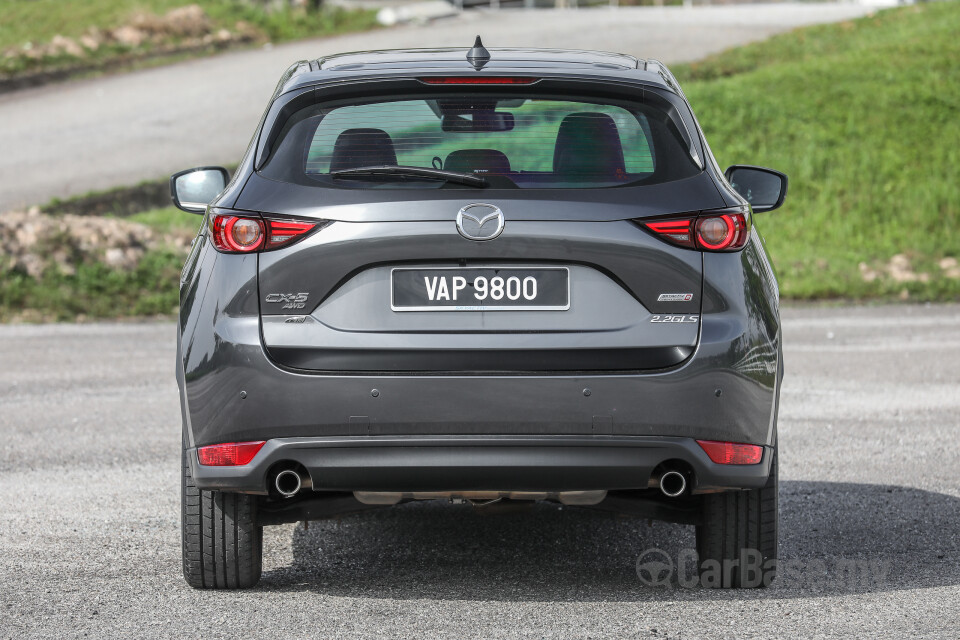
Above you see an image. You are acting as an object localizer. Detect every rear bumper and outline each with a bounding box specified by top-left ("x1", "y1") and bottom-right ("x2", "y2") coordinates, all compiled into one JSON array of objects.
[{"x1": 189, "y1": 435, "x2": 773, "y2": 495}]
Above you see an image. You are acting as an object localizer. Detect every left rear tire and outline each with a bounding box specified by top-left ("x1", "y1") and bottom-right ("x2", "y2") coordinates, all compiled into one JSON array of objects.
[{"x1": 181, "y1": 444, "x2": 263, "y2": 589}]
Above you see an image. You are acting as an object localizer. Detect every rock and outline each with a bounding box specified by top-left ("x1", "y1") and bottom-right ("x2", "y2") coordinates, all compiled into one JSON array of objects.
[
  {"x1": 112, "y1": 26, "x2": 146, "y2": 47},
  {"x1": 858, "y1": 262, "x2": 879, "y2": 283},
  {"x1": 79, "y1": 35, "x2": 100, "y2": 51},
  {"x1": 129, "y1": 11, "x2": 168, "y2": 36},
  {"x1": 939, "y1": 257, "x2": 960, "y2": 279},
  {"x1": 50, "y1": 35, "x2": 85, "y2": 58},
  {"x1": 887, "y1": 253, "x2": 918, "y2": 283},
  {"x1": 104, "y1": 248, "x2": 126, "y2": 267},
  {"x1": 0, "y1": 209, "x2": 189, "y2": 280},
  {"x1": 164, "y1": 5, "x2": 213, "y2": 38},
  {"x1": 79, "y1": 29, "x2": 103, "y2": 52}
]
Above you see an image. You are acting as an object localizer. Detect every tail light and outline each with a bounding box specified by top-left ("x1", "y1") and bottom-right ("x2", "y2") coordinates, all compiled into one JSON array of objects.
[
  {"x1": 208, "y1": 208, "x2": 321, "y2": 254},
  {"x1": 197, "y1": 441, "x2": 266, "y2": 466},
  {"x1": 641, "y1": 207, "x2": 751, "y2": 252},
  {"x1": 696, "y1": 440, "x2": 764, "y2": 465}
]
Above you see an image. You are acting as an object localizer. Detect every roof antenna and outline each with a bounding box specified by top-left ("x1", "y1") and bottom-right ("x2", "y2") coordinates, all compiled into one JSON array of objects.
[{"x1": 466, "y1": 35, "x2": 490, "y2": 71}]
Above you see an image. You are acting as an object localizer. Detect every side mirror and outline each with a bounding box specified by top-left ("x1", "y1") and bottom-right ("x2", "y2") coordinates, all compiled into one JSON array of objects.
[
  {"x1": 724, "y1": 165, "x2": 788, "y2": 213},
  {"x1": 170, "y1": 167, "x2": 229, "y2": 214}
]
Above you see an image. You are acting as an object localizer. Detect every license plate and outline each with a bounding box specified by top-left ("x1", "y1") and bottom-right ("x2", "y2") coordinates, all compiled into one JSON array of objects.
[{"x1": 391, "y1": 267, "x2": 570, "y2": 311}]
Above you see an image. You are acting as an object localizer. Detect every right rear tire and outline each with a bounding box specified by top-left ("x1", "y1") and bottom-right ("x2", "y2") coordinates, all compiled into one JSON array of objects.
[
  {"x1": 695, "y1": 447, "x2": 778, "y2": 588},
  {"x1": 181, "y1": 445, "x2": 263, "y2": 589}
]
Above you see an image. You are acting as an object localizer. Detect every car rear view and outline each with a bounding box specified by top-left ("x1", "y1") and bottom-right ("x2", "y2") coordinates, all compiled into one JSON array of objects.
[{"x1": 174, "y1": 41, "x2": 787, "y2": 590}]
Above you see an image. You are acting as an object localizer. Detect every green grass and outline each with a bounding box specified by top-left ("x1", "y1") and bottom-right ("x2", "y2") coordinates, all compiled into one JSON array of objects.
[
  {"x1": 127, "y1": 205, "x2": 204, "y2": 235},
  {"x1": 0, "y1": 204, "x2": 200, "y2": 322},
  {"x1": 1, "y1": 0, "x2": 378, "y2": 78},
  {"x1": 673, "y1": 2, "x2": 960, "y2": 301},
  {"x1": 0, "y1": 249, "x2": 186, "y2": 322}
]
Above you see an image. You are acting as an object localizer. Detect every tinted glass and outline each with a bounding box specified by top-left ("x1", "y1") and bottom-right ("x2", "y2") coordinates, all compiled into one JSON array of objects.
[{"x1": 260, "y1": 94, "x2": 701, "y2": 189}]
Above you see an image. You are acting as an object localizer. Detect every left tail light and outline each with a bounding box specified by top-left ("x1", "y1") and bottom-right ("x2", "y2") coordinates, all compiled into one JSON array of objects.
[
  {"x1": 208, "y1": 208, "x2": 321, "y2": 254},
  {"x1": 640, "y1": 206, "x2": 751, "y2": 252}
]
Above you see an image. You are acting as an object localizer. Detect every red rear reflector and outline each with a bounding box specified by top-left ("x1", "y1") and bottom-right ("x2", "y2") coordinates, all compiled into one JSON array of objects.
[
  {"x1": 419, "y1": 76, "x2": 539, "y2": 85},
  {"x1": 266, "y1": 219, "x2": 320, "y2": 250},
  {"x1": 197, "y1": 441, "x2": 266, "y2": 466},
  {"x1": 696, "y1": 440, "x2": 764, "y2": 465}
]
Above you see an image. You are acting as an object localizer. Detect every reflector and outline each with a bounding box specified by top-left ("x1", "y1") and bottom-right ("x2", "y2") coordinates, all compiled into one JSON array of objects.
[
  {"x1": 696, "y1": 440, "x2": 764, "y2": 465},
  {"x1": 197, "y1": 441, "x2": 266, "y2": 466}
]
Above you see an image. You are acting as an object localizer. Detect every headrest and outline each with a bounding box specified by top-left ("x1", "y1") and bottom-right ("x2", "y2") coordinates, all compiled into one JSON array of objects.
[
  {"x1": 329, "y1": 128, "x2": 398, "y2": 172},
  {"x1": 444, "y1": 149, "x2": 512, "y2": 175},
  {"x1": 553, "y1": 113, "x2": 626, "y2": 178}
]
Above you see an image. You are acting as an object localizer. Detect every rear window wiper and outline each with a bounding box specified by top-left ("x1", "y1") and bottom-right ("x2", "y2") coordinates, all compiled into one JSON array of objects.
[{"x1": 330, "y1": 165, "x2": 488, "y2": 188}]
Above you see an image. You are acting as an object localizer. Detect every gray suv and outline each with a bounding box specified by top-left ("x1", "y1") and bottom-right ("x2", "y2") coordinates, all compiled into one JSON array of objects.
[{"x1": 172, "y1": 39, "x2": 788, "y2": 590}]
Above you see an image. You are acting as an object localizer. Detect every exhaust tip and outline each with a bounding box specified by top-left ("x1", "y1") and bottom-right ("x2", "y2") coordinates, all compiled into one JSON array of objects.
[
  {"x1": 659, "y1": 470, "x2": 687, "y2": 498},
  {"x1": 274, "y1": 469, "x2": 302, "y2": 497}
]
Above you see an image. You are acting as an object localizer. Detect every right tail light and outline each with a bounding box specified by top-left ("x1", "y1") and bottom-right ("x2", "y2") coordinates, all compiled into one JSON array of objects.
[{"x1": 641, "y1": 206, "x2": 751, "y2": 252}]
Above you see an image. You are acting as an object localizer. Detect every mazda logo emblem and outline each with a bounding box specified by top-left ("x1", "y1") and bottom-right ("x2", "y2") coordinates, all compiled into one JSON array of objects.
[{"x1": 456, "y1": 203, "x2": 504, "y2": 241}]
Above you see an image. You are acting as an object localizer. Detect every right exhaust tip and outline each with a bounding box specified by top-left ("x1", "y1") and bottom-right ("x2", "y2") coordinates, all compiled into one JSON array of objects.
[
  {"x1": 659, "y1": 470, "x2": 688, "y2": 498},
  {"x1": 274, "y1": 469, "x2": 303, "y2": 498}
]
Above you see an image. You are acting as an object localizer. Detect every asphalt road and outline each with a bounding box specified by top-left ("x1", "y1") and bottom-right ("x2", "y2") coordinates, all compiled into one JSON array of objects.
[
  {"x1": 0, "y1": 3, "x2": 875, "y2": 210},
  {"x1": 1, "y1": 303, "x2": 958, "y2": 638}
]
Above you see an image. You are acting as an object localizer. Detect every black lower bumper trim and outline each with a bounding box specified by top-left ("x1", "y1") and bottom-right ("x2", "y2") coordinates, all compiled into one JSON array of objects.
[{"x1": 190, "y1": 435, "x2": 772, "y2": 495}]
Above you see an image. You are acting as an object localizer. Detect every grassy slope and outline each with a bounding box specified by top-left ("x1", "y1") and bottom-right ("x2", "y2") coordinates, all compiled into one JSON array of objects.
[
  {"x1": 1, "y1": 0, "x2": 377, "y2": 77},
  {"x1": 0, "y1": 0, "x2": 375, "y2": 47},
  {"x1": 674, "y1": 2, "x2": 960, "y2": 300},
  {"x1": 0, "y1": 207, "x2": 202, "y2": 322}
]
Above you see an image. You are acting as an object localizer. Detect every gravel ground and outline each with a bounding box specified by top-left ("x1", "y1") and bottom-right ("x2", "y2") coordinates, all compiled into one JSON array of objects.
[
  {"x1": 0, "y1": 3, "x2": 875, "y2": 210},
  {"x1": 1, "y1": 303, "x2": 959, "y2": 638}
]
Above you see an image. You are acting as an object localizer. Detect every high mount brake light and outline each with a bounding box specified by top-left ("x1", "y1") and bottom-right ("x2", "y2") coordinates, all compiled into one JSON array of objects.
[
  {"x1": 418, "y1": 76, "x2": 539, "y2": 85},
  {"x1": 208, "y1": 209, "x2": 320, "y2": 253},
  {"x1": 197, "y1": 441, "x2": 266, "y2": 466},
  {"x1": 696, "y1": 440, "x2": 764, "y2": 465},
  {"x1": 641, "y1": 208, "x2": 751, "y2": 252}
]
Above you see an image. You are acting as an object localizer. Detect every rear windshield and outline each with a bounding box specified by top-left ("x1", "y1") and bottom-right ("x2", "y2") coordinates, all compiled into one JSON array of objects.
[{"x1": 259, "y1": 93, "x2": 702, "y2": 189}]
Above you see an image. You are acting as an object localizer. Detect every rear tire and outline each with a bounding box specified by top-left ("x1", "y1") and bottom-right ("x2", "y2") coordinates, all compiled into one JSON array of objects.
[
  {"x1": 695, "y1": 447, "x2": 778, "y2": 588},
  {"x1": 181, "y1": 445, "x2": 263, "y2": 589}
]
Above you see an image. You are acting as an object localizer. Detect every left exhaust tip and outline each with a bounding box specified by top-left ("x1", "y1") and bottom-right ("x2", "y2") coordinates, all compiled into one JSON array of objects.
[{"x1": 274, "y1": 469, "x2": 303, "y2": 498}]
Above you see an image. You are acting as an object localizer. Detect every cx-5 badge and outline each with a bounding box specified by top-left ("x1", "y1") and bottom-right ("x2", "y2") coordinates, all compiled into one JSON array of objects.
[
  {"x1": 265, "y1": 292, "x2": 308, "y2": 309},
  {"x1": 456, "y1": 203, "x2": 504, "y2": 241}
]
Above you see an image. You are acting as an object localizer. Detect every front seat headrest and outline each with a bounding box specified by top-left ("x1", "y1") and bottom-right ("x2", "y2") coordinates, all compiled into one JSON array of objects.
[{"x1": 553, "y1": 113, "x2": 626, "y2": 179}]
